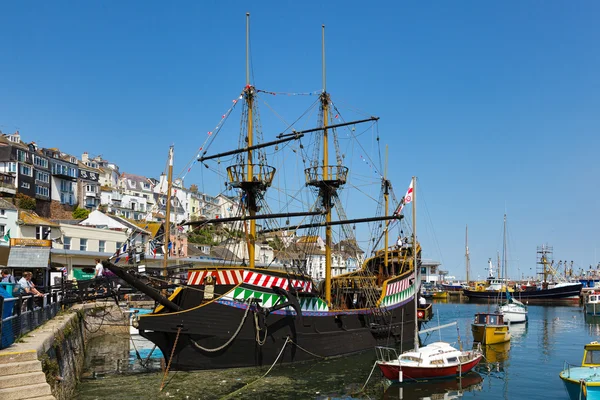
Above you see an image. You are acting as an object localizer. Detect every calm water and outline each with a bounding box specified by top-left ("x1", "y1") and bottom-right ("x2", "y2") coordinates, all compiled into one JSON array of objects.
[{"x1": 76, "y1": 301, "x2": 599, "y2": 399}]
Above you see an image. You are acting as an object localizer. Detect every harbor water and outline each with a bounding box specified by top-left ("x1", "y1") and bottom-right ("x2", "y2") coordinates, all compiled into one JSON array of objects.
[{"x1": 75, "y1": 301, "x2": 597, "y2": 399}]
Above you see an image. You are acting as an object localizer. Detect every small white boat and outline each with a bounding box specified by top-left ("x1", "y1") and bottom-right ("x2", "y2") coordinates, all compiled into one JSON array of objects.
[
  {"x1": 585, "y1": 293, "x2": 600, "y2": 316},
  {"x1": 376, "y1": 341, "x2": 483, "y2": 381},
  {"x1": 498, "y1": 290, "x2": 528, "y2": 324}
]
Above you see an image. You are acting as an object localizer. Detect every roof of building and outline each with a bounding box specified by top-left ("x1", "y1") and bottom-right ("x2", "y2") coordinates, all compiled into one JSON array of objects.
[
  {"x1": 210, "y1": 246, "x2": 241, "y2": 262},
  {"x1": 8, "y1": 247, "x2": 51, "y2": 269},
  {"x1": 109, "y1": 215, "x2": 150, "y2": 234},
  {"x1": 133, "y1": 221, "x2": 162, "y2": 238},
  {"x1": 19, "y1": 211, "x2": 60, "y2": 227},
  {"x1": 296, "y1": 236, "x2": 321, "y2": 244},
  {"x1": 0, "y1": 199, "x2": 17, "y2": 211}
]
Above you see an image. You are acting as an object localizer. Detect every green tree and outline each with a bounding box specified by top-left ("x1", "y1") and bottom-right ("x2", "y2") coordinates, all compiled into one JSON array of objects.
[
  {"x1": 188, "y1": 227, "x2": 218, "y2": 245},
  {"x1": 16, "y1": 193, "x2": 36, "y2": 210},
  {"x1": 72, "y1": 207, "x2": 90, "y2": 219}
]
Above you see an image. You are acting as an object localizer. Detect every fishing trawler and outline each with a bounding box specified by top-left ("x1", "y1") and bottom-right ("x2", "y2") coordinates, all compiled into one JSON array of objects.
[{"x1": 106, "y1": 15, "x2": 423, "y2": 371}]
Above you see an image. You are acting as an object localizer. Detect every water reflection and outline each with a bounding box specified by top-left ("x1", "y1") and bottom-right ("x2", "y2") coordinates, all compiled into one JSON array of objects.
[
  {"x1": 383, "y1": 372, "x2": 484, "y2": 399},
  {"x1": 509, "y1": 322, "x2": 528, "y2": 339},
  {"x1": 481, "y1": 341, "x2": 511, "y2": 364}
]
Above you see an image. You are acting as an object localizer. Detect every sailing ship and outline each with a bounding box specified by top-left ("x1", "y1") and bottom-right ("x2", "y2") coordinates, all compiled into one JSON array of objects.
[{"x1": 106, "y1": 15, "x2": 423, "y2": 371}]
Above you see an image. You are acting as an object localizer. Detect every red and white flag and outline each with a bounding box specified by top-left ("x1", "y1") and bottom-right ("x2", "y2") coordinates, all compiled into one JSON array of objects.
[{"x1": 394, "y1": 179, "x2": 414, "y2": 216}]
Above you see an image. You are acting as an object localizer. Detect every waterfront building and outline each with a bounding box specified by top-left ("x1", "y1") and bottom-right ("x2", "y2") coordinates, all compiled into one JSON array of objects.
[{"x1": 78, "y1": 153, "x2": 102, "y2": 210}]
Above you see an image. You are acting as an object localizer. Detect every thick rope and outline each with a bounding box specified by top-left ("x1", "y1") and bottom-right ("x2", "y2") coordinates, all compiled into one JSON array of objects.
[
  {"x1": 360, "y1": 361, "x2": 379, "y2": 392},
  {"x1": 219, "y1": 337, "x2": 290, "y2": 400},
  {"x1": 254, "y1": 312, "x2": 268, "y2": 346},
  {"x1": 190, "y1": 302, "x2": 252, "y2": 352},
  {"x1": 159, "y1": 326, "x2": 182, "y2": 392},
  {"x1": 287, "y1": 337, "x2": 327, "y2": 359}
]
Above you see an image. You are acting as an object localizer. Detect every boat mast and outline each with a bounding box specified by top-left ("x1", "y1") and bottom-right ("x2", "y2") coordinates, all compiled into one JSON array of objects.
[
  {"x1": 502, "y1": 213, "x2": 507, "y2": 285},
  {"x1": 465, "y1": 225, "x2": 470, "y2": 285},
  {"x1": 245, "y1": 12, "x2": 256, "y2": 269},
  {"x1": 163, "y1": 145, "x2": 174, "y2": 280},
  {"x1": 412, "y1": 176, "x2": 419, "y2": 351},
  {"x1": 321, "y1": 24, "x2": 333, "y2": 305},
  {"x1": 383, "y1": 145, "x2": 389, "y2": 280}
]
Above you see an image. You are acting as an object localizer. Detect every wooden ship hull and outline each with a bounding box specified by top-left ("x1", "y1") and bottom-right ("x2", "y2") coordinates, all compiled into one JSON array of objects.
[{"x1": 138, "y1": 266, "x2": 417, "y2": 370}]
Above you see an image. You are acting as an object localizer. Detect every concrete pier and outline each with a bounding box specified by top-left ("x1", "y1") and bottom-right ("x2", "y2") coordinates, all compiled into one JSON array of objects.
[{"x1": 0, "y1": 303, "x2": 128, "y2": 400}]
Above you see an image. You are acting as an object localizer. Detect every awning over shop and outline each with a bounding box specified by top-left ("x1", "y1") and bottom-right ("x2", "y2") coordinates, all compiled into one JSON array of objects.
[{"x1": 7, "y1": 247, "x2": 51, "y2": 269}]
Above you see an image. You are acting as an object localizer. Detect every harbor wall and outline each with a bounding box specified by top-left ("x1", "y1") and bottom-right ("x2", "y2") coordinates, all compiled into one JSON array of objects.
[{"x1": 0, "y1": 303, "x2": 128, "y2": 400}]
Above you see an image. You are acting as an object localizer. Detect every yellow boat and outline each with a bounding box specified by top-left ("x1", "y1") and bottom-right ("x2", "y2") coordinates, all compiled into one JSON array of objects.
[
  {"x1": 431, "y1": 290, "x2": 448, "y2": 299},
  {"x1": 560, "y1": 341, "x2": 600, "y2": 400},
  {"x1": 471, "y1": 312, "x2": 511, "y2": 345}
]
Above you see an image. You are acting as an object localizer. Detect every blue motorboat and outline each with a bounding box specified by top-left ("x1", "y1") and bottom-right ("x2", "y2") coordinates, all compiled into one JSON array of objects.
[{"x1": 560, "y1": 342, "x2": 600, "y2": 400}]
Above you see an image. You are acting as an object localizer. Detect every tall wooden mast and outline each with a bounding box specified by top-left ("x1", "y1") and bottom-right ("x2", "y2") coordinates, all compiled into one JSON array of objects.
[
  {"x1": 383, "y1": 146, "x2": 390, "y2": 281},
  {"x1": 245, "y1": 12, "x2": 256, "y2": 269},
  {"x1": 163, "y1": 145, "x2": 174, "y2": 279},
  {"x1": 321, "y1": 24, "x2": 333, "y2": 305}
]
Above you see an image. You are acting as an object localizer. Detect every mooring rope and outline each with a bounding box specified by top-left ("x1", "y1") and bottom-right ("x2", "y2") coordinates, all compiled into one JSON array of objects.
[
  {"x1": 190, "y1": 301, "x2": 253, "y2": 352},
  {"x1": 219, "y1": 336, "x2": 291, "y2": 400},
  {"x1": 286, "y1": 337, "x2": 327, "y2": 359},
  {"x1": 159, "y1": 326, "x2": 182, "y2": 392}
]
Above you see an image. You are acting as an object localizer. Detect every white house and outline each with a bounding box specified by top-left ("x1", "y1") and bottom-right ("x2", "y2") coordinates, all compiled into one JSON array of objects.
[{"x1": 0, "y1": 199, "x2": 18, "y2": 245}]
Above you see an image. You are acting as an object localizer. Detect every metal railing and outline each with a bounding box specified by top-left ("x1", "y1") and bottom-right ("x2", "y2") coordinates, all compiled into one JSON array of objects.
[{"x1": 0, "y1": 291, "x2": 62, "y2": 350}]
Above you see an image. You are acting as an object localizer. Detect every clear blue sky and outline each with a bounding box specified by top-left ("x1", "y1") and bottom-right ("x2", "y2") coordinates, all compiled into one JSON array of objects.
[{"x1": 1, "y1": 1, "x2": 599, "y2": 280}]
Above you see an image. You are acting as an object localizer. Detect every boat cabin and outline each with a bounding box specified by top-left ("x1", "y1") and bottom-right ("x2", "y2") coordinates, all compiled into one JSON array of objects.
[
  {"x1": 588, "y1": 294, "x2": 600, "y2": 304},
  {"x1": 582, "y1": 341, "x2": 600, "y2": 367},
  {"x1": 473, "y1": 312, "x2": 506, "y2": 326}
]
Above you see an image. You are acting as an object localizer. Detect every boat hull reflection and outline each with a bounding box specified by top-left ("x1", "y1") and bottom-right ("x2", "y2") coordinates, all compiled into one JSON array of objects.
[{"x1": 383, "y1": 372, "x2": 484, "y2": 399}]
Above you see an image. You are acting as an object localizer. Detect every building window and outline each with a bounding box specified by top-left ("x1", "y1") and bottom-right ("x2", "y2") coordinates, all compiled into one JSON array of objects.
[
  {"x1": 36, "y1": 226, "x2": 51, "y2": 240},
  {"x1": 34, "y1": 156, "x2": 48, "y2": 168},
  {"x1": 80, "y1": 238, "x2": 87, "y2": 251},
  {"x1": 60, "y1": 180, "x2": 73, "y2": 193},
  {"x1": 16, "y1": 149, "x2": 27, "y2": 162},
  {"x1": 99, "y1": 240, "x2": 106, "y2": 253},
  {"x1": 21, "y1": 182, "x2": 30, "y2": 189},
  {"x1": 0, "y1": 225, "x2": 5, "y2": 237},
  {"x1": 20, "y1": 165, "x2": 32, "y2": 177},
  {"x1": 35, "y1": 171, "x2": 49, "y2": 183},
  {"x1": 36, "y1": 186, "x2": 49, "y2": 197},
  {"x1": 7, "y1": 162, "x2": 16, "y2": 173},
  {"x1": 116, "y1": 242, "x2": 123, "y2": 251},
  {"x1": 421, "y1": 267, "x2": 427, "y2": 275},
  {"x1": 64, "y1": 237, "x2": 71, "y2": 250}
]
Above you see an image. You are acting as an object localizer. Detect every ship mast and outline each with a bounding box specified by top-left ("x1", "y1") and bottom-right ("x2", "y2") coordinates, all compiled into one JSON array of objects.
[
  {"x1": 245, "y1": 12, "x2": 256, "y2": 269},
  {"x1": 383, "y1": 146, "x2": 389, "y2": 280},
  {"x1": 502, "y1": 214, "x2": 507, "y2": 284},
  {"x1": 163, "y1": 145, "x2": 174, "y2": 280},
  {"x1": 321, "y1": 24, "x2": 333, "y2": 305},
  {"x1": 465, "y1": 225, "x2": 470, "y2": 285}
]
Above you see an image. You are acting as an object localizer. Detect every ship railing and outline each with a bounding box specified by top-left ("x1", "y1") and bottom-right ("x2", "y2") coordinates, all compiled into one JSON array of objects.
[
  {"x1": 375, "y1": 346, "x2": 399, "y2": 363},
  {"x1": 227, "y1": 164, "x2": 276, "y2": 188},
  {"x1": 0, "y1": 290, "x2": 63, "y2": 350},
  {"x1": 304, "y1": 165, "x2": 349, "y2": 187},
  {"x1": 562, "y1": 360, "x2": 579, "y2": 378}
]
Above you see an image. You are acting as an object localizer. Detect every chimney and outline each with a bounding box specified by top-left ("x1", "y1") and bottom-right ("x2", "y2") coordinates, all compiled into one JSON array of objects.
[{"x1": 82, "y1": 152, "x2": 89, "y2": 163}]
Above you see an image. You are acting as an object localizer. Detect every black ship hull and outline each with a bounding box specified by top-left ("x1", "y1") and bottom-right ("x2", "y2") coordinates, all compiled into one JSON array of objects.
[
  {"x1": 140, "y1": 298, "x2": 416, "y2": 370},
  {"x1": 463, "y1": 283, "x2": 582, "y2": 304},
  {"x1": 137, "y1": 267, "x2": 418, "y2": 370}
]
